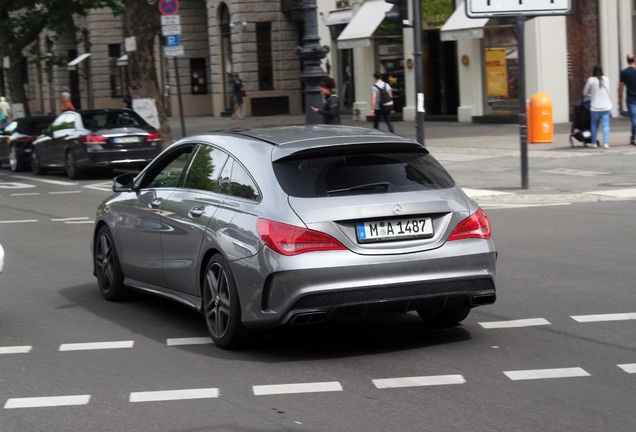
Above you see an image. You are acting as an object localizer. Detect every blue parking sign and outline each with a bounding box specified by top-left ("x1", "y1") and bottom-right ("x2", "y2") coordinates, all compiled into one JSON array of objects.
[{"x1": 166, "y1": 35, "x2": 179, "y2": 47}]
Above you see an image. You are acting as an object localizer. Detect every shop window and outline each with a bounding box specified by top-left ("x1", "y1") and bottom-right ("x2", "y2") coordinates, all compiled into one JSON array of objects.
[
  {"x1": 190, "y1": 58, "x2": 208, "y2": 94},
  {"x1": 108, "y1": 44, "x2": 125, "y2": 98},
  {"x1": 257, "y1": 22, "x2": 274, "y2": 91}
]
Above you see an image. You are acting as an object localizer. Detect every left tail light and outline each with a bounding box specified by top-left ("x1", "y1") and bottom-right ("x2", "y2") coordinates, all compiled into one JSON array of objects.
[
  {"x1": 448, "y1": 208, "x2": 492, "y2": 241},
  {"x1": 257, "y1": 218, "x2": 347, "y2": 256},
  {"x1": 147, "y1": 132, "x2": 161, "y2": 142},
  {"x1": 16, "y1": 137, "x2": 36, "y2": 142},
  {"x1": 81, "y1": 135, "x2": 107, "y2": 144}
]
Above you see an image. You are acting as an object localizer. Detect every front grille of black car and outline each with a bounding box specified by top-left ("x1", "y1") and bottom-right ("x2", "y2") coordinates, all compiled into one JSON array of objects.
[{"x1": 291, "y1": 278, "x2": 494, "y2": 310}]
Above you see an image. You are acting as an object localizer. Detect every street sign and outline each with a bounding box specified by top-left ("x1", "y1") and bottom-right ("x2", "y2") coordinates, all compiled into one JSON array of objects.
[
  {"x1": 159, "y1": 0, "x2": 179, "y2": 16},
  {"x1": 166, "y1": 35, "x2": 179, "y2": 47},
  {"x1": 162, "y1": 24, "x2": 182, "y2": 36},
  {"x1": 161, "y1": 15, "x2": 180, "y2": 26},
  {"x1": 165, "y1": 46, "x2": 184, "y2": 57},
  {"x1": 466, "y1": 0, "x2": 572, "y2": 18}
]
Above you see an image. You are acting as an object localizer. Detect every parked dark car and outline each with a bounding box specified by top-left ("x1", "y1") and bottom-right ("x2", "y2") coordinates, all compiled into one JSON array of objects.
[
  {"x1": 92, "y1": 125, "x2": 497, "y2": 349},
  {"x1": 0, "y1": 116, "x2": 55, "y2": 171},
  {"x1": 31, "y1": 109, "x2": 162, "y2": 179}
]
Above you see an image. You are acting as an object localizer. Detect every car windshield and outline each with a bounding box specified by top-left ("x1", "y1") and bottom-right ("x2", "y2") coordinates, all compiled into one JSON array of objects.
[
  {"x1": 81, "y1": 111, "x2": 146, "y2": 130},
  {"x1": 273, "y1": 147, "x2": 455, "y2": 198}
]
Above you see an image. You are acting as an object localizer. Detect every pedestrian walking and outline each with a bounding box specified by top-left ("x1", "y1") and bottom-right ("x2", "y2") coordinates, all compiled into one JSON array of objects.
[
  {"x1": 371, "y1": 72, "x2": 394, "y2": 133},
  {"x1": 618, "y1": 53, "x2": 636, "y2": 146},
  {"x1": 0, "y1": 96, "x2": 11, "y2": 129},
  {"x1": 312, "y1": 76, "x2": 341, "y2": 125},
  {"x1": 123, "y1": 86, "x2": 134, "y2": 110},
  {"x1": 231, "y1": 74, "x2": 245, "y2": 120},
  {"x1": 60, "y1": 87, "x2": 75, "y2": 112},
  {"x1": 583, "y1": 65, "x2": 612, "y2": 148}
]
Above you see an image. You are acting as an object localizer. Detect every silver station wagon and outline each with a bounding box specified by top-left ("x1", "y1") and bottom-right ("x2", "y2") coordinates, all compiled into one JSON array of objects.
[{"x1": 92, "y1": 126, "x2": 497, "y2": 349}]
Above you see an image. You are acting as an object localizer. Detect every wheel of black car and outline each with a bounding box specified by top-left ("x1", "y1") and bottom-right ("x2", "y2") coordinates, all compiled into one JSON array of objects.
[
  {"x1": 94, "y1": 226, "x2": 127, "y2": 301},
  {"x1": 31, "y1": 152, "x2": 46, "y2": 175},
  {"x1": 418, "y1": 306, "x2": 471, "y2": 328},
  {"x1": 9, "y1": 145, "x2": 24, "y2": 172},
  {"x1": 65, "y1": 151, "x2": 83, "y2": 179},
  {"x1": 202, "y1": 254, "x2": 252, "y2": 349}
]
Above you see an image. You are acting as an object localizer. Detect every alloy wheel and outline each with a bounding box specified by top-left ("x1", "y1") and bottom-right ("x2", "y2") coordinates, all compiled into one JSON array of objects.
[{"x1": 204, "y1": 262, "x2": 232, "y2": 339}]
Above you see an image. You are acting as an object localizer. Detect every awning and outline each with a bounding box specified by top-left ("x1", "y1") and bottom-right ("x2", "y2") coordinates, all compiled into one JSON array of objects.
[
  {"x1": 325, "y1": 9, "x2": 352, "y2": 26},
  {"x1": 440, "y1": 1, "x2": 488, "y2": 42},
  {"x1": 337, "y1": 0, "x2": 393, "y2": 49},
  {"x1": 117, "y1": 54, "x2": 128, "y2": 66},
  {"x1": 67, "y1": 53, "x2": 91, "y2": 71}
]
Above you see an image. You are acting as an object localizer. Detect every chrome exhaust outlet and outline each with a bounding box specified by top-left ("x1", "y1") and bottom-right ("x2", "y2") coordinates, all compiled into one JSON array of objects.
[{"x1": 290, "y1": 311, "x2": 327, "y2": 325}]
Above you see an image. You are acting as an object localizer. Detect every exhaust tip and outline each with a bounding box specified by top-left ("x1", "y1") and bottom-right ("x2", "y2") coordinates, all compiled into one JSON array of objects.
[
  {"x1": 290, "y1": 311, "x2": 327, "y2": 325},
  {"x1": 472, "y1": 294, "x2": 496, "y2": 306}
]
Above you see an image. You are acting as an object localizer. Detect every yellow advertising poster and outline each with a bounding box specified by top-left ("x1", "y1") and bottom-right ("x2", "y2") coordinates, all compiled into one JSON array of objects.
[{"x1": 485, "y1": 48, "x2": 509, "y2": 98}]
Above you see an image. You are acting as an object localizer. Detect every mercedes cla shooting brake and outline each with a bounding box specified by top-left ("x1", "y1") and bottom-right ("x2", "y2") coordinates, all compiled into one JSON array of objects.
[{"x1": 92, "y1": 126, "x2": 497, "y2": 349}]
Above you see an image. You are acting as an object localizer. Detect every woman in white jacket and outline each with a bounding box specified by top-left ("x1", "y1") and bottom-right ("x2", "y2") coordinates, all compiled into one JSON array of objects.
[{"x1": 583, "y1": 65, "x2": 612, "y2": 148}]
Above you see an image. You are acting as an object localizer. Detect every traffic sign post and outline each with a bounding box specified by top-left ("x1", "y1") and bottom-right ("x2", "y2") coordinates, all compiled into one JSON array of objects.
[
  {"x1": 159, "y1": 0, "x2": 179, "y2": 16},
  {"x1": 465, "y1": 1, "x2": 573, "y2": 190}
]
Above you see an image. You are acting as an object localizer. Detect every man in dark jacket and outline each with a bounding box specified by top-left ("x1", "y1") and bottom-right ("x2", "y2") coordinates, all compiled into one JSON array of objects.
[{"x1": 313, "y1": 77, "x2": 341, "y2": 125}]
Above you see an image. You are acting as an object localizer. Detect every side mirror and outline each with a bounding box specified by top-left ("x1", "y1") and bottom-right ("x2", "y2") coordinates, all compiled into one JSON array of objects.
[{"x1": 112, "y1": 172, "x2": 138, "y2": 192}]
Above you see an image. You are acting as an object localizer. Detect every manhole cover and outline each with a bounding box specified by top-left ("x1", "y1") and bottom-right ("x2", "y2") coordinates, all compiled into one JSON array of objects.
[{"x1": 598, "y1": 182, "x2": 636, "y2": 188}]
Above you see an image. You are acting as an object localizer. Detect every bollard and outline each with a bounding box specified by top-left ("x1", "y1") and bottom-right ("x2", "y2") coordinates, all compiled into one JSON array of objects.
[{"x1": 528, "y1": 93, "x2": 553, "y2": 143}]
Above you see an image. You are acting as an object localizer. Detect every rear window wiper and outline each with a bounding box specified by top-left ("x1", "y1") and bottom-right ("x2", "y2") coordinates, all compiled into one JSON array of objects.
[{"x1": 326, "y1": 182, "x2": 390, "y2": 195}]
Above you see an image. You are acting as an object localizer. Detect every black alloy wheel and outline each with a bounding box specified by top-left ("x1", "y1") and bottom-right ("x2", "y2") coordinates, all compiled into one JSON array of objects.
[
  {"x1": 9, "y1": 145, "x2": 24, "y2": 172},
  {"x1": 202, "y1": 254, "x2": 252, "y2": 349},
  {"x1": 94, "y1": 226, "x2": 127, "y2": 301}
]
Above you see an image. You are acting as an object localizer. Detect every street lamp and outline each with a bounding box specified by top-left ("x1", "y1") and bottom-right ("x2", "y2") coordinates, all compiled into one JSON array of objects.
[{"x1": 294, "y1": 0, "x2": 330, "y2": 125}]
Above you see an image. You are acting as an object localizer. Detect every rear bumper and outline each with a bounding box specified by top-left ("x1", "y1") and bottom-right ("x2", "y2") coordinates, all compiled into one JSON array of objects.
[{"x1": 80, "y1": 145, "x2": 161, "y2": 168}]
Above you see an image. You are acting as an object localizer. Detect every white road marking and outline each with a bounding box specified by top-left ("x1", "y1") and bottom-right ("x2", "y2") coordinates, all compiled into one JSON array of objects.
[
  {"x1": 588, "y1": 188, "x2": 636, "y2": 198},
  {"x1": 253, "y1": 381, "x2": 343, "y2": 396},
  {"x1": 571, "y1": 312, "x2": 636, "y2": 323},
  {"x1": 463, "y1": 188, "x2": 513, "y2": 198},
  {"x1": 130, "y1": 388, "x2": 219, "y2": 403},
  {"x1": 0, "y1": 219, "x2": 38, "y2": 224},
  {"x1": 618, "y1": 364, "x2": 636, "y2": 374},
  {"x1": 504, "y1": 367, "x2": 590, "y2": 381},
  {"x1": 373, "y1": 375, "x2": 466, "y2": 389},
  {"x1": 49, "y1": 191, "x2": 81, "y2": 195},
  {"x1": 84, "y1": 182, "x2": 113, "y2": 192},
  {"x1": 12, "y1": 175, "x2": 78, "y2": 186},
  {"x1": 166, "y1": 337, "x2": 213, "y2": 346},
  {"x1": 64, "y1": 220, "x2": 94, "y2": 224},
  {"x1": 4, "y1": 395, "x2": 91, "y2": 409},
  {"x1": 0, "y1": 346, "x2": 33, "y2": 354},
  {"x1": 480, "y1": 202, "x2": 571, "y2": 209},
  {"x1": 59, "y1": 341, "x2": 134, "y2": 351},
  {"x1": 51, "y1": 217, "x2": 90, "y2": 222},
  {"x1": 10, "y1": 192, "x2": 41, "y2": 196},
  {"x1": 479, "y1": 318, "x2": 551, "y2": 329},
  {"x1": 542, "y1": 168, "x2": 611, "y2": 177}
]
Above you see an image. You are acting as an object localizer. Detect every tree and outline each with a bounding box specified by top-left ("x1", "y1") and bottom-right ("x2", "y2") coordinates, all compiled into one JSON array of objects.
[
  {"x1": 122, "y1": 0, "x2": 172, "y2": 145},
  {"x1": 0, "y1": 0, "x2": 123, "y2": 116}
]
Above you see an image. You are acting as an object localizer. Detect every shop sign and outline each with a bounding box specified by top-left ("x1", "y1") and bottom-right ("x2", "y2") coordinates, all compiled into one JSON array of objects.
[{"x1": 485, "y1": 48, "x2": 508, "y2": 98}]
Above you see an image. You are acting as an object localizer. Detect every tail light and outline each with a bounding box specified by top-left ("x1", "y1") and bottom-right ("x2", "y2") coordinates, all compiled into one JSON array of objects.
[
  {"x1": 16, "y1": 137, "x2": 36, "y2": 142},
  {"x1": 448, "y1": 208, "x2": 492, "y2": 241},
  {"x1": 257, "y1": 218, "x2": 347, "y2": 256},
  {"x1": 81, "y1": 135, "x2": 107, "y2": 144},
  {"x1": 147, "y1": 132, "x2": 161, "y2": 142}
]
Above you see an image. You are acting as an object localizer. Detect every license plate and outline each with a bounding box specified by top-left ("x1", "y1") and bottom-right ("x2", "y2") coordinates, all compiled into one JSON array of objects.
[
  {"x1": 356, "y1": 217, "x2": 433, "y2": 243},
  {"x1": 114, "y1": 136, "x2": 139, "y2": 143}
]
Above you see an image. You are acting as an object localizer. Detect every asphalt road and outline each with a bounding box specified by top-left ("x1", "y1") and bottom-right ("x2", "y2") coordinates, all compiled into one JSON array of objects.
[{"x1": 0, "y1": 168, "x2": 635, "y2": 432}]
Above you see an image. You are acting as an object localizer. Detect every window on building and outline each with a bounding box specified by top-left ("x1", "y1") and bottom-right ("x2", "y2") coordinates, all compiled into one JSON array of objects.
[
  {"x1": 108, "y1": 44, "x2": 126, "y2": 98},
  {"x1": 257, "y1": 22, "x2": 273, "y2": 91},
  {"x1": 190, "y1": 58, "x2": 208, "y2": 94}
]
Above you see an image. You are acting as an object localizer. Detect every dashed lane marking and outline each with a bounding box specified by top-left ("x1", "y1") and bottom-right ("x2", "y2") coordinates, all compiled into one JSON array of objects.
[
  {"x1": 51, "y1": 217, "x2": 90, "y2": 222},
  {"x1": 166, "y1": 337, "x2": 213, "y2": 346},
  {"x1": 373, "y1": 375, "x2": 466, "y2": 389},
  {"x1": 4, "y1": 395, "x2": 91, "y2": 409},
  {"x1": 504, "y1": 367, "x2": 591, "y2": 381},
  {"x1": 463, "y1": 188, "x2": 513, "y2": 198},
  {"x1": 83, "y1": 182, "x2": 113, "y2": 192},
  {"x1": 11, "y1": 175, "x2": 77, "y2": 186},
  {"x1": 0, "y1": 346, "x2": 32, "y2": 354},
  {"x1": 571, "y1": 312, "x2": 636, "y2": 323},
  {"x1": 9, "y1": 192, "x2": 40, "y2": 196},
  {"x1": 59, "y1": 341, "x2": 134, "y2": 351},
  {"x1": 129, "y1": 388, "x2": 220, "y2": 403},
  {"x1": 253, "y1": 381, "x2": 343, "y2": 396},
  {"x1": 0, "y1": 219, "x2": 38, "y2": 224},
  {"x1": 479, "y1": 318, "x2": 551, "y2": 329},
  {"x1": 618, "y1": 364, "x2": 636, "y2": 374},
  {"x1": 49, "y1": 190, "x2": 81, "y2": 195}
]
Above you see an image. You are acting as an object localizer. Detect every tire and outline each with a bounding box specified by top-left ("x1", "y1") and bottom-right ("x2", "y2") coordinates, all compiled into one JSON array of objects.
[
  {"x1": 65, "y1": 151, "x2": 83, "y2": 179},
  {"x1": 94, "y1": 226, "x2": 127, "y2": 301},
  {"x1": 31, "y1": 152, "x2": 46, "y2": 175},
  {"x1": 418, "y1": 306, "x2": 471, "y2": 328},
  {"x1": 9, "y1": 145, "x2": 25, "y2": 172},
  {"x1": 202, "y1": 254, "x2": 253, "y2": 349}
]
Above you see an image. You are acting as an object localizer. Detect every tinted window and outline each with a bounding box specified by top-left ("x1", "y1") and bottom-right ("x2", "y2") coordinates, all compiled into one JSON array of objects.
[
  {"x1": 183, "y1": 145, "x2": 229, "y2": 192},
  {"x1": 141, "y1": 145, "x2": 194, "y2": 189},
  {"x1": 23, "y1": 119, "x2": 53, "y2": 135},
  {"x1": 228, "y1": 162, "x2": 260, "y2": 201},
  {"x1": 273, "y1": 149, "x2": 455, "y2": 197},
  {"x1": 81, "y1": 111, "x2": 146, "y2": 129}
]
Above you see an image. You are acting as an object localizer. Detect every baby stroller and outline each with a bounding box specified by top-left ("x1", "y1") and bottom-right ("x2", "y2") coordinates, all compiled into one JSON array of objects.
[{"x1": 570, "y1": 97, "x2": 592, "y2": 147}]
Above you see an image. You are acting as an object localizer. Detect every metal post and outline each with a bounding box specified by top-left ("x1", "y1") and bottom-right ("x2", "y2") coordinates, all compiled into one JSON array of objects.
[
  {"x1": 174, "y1": 56, "x2": 186, "y2": 137},
  {"x1": 412, "y1": 0, "x2": 424, "y2": 145},
  {"x1": 517, "y1": 15, "x2": 529, "y2": 190},
  {"x1": 295, "y1": 0, "x2": 330, "y2": 125}
]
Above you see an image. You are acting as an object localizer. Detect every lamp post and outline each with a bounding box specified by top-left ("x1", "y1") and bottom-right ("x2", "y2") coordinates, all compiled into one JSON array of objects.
[{"x1": 295, "y1": 0, "x2": 330, "y2": 124}]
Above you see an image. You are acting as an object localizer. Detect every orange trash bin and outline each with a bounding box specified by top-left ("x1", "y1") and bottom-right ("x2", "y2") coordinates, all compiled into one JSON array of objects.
[{"x1": 528, "y1": 93, "x2": 553, "y2": 143}]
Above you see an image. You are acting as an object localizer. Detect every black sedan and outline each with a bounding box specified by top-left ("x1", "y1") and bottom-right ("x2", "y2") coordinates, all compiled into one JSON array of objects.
[
  {"x1": 0, "y1": 115, "x2": 55, "y2": 171},
  {"x1": 31, "y1": 109, "x2": 163, "y2": 179}
]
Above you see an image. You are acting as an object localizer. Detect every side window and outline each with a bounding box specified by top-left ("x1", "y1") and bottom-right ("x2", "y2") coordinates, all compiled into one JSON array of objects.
[
  {"x1": 229, "y1": 162, "x2": 260, "y2": 201},
  {"x1": 141, "y1": 145, "x2": 194, "y2": 189},
  {"x1": 216, "y1": 158, "x2": 233, "y2": 195},
  {"x1": 183, "y1": 145, "x2": 229, "y2": 192}
]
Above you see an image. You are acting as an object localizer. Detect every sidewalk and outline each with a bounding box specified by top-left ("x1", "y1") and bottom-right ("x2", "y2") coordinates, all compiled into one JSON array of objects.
[{"x1": 168, "y1": 113, "x2": 636, "y2": 205}]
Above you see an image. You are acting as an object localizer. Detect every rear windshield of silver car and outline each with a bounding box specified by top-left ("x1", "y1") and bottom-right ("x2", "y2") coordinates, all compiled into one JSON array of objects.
[{"x1": 273, "y1": 146, "x2": 455, "y2": 198}]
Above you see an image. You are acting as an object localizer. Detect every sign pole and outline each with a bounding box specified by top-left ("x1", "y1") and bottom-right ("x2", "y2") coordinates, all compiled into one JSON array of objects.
[
  {"x1": 173, "y1": 57, "x2": 186, "y2": 137},
  {"x1": 517, "y1": 15, "x2": 528, "y2": 190},
  {"x1": 413, "y1": 0, "x2": 425, "y2": 146}
]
